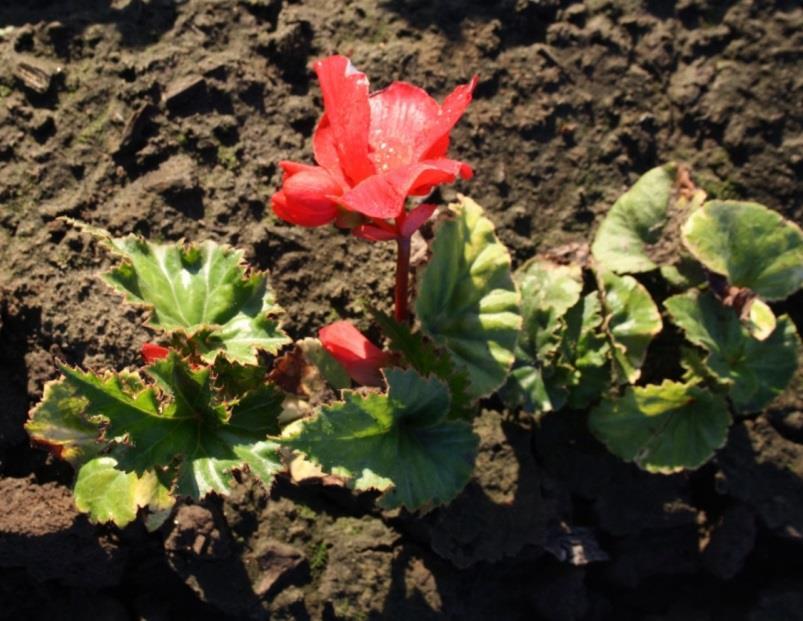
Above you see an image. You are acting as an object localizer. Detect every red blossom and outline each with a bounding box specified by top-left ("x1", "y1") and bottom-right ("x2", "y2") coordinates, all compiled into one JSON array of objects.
[
  {"x1": 141, "y1": 342, "x2": 170, "y2": 364},
  {"x1": 319, "y1": 320, "x2": 388, "y2": 387},
  {"x1": 271, "y1": 55, "x2": 477, "y2": 235}
]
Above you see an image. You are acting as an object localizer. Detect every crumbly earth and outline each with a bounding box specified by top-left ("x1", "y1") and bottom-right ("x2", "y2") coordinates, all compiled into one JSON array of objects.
[{"x1": 1, "y1": 0, "x2": 802, "y2": 619}]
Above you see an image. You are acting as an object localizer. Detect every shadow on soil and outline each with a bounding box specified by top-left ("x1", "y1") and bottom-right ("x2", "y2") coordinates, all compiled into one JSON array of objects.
[{"x1": 0, "y1": 0, "x2": 178, "y2": 48}]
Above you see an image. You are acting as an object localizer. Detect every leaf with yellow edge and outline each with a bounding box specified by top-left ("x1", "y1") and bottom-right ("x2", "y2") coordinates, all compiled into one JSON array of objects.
[{"x1": 416, "y1": 195, "x2": 521, "y2": 400}]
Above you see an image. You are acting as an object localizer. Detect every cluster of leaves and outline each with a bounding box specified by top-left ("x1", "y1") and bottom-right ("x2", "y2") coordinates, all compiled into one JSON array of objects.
[
  {"x1": 27, "y1": 161, "x2": 802, "y2": 527},
  {"x1": 502, "y1": 162, "x2": 803, "y2": 473},
  {"x1": 27, "y1": 197, "x2": 522, "y2": 526}
]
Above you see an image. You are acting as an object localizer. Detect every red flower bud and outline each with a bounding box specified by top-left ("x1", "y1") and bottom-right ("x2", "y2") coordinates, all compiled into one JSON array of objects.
[
  {"x1": 319, "y1": 321, "x2": 388, "y2": 387},
  {"x1": 141, "y1": 342, "x2": 170, "y2": 364}
]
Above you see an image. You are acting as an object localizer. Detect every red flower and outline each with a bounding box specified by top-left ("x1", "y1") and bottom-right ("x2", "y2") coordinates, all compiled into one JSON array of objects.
[
  {"x1": 319, "y1": 320, "x2": 388, "y2": 387},
  {"x1": 141, "y1": 342, "x2": 170, "y2": 364},
  {"x1": 271, "y1": 55, "x2": 477, "y2": 233}
]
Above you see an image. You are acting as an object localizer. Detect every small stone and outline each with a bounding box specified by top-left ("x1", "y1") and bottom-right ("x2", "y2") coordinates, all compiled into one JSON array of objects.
[
  {"x1": 142, "y1": 155, "x2": 198, "y2": 196},
  {"x1": 164, "y1": 505, "x2": 230, "y2": 559},
  {"x1": 13, "y1": 55, "x2": 62, "y2": 94},
  {"x1": 253, "y1": 540, "x2": 307, "y2": 597},
  {"x1": 701, "y1": 504, "x2": 756, "y2": 580},
  {"x1": 162, "y1": 75, "x2": 206, "y2": 111},
  {"x1": 114, "y1": 102, "x2": 154, "y2": 155}
]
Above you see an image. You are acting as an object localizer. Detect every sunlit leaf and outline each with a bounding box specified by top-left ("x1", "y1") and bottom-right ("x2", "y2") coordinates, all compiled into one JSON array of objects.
[
  {"x1": 282, "y1": 369, "x2": 478, "y2": 510},
  {"x1": 598, "y1": 269, "x2": 663, "y2": 383},
  {"x1": 592, "y1": 163, "x2": 704, "y2": 274},
  {"x1": 74, "y1": 455, "x2": 174, "y2": 527},
  {"x1": 502, "y1": 258, "x2": 583, "y2": 413},
  {"x1": 416, "y1": 195, "x2": 521, "y2": 400},
  {"x1": 665, "y1": 290, "x2": 801, "y2": 412},
  {"x1": 681, "y1": 201, "x2": 803, "y2": 301},
  {"x1": 58, "y1": 353, "x2": 283, "y2": 504},
  {"x1": 26, "y1": 378, "x2": 101, "y2": 467},
  {"x1": 517, "y1": 258, "x2": 584, "y2": 357},
  {"x1": 589, "y1": 380, "x2": 731, "y2": 473},
  {"x1": 745, "y1": 298, "x2": 776, "y2": 341},
  {"x1": 94, "y1": 230, "x2": 290, "y2": 363}
]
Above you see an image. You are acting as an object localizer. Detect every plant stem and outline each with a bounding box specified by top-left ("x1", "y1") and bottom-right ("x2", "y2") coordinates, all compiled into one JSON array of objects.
[{"x1": 394, "y1": 235, "x2": 411, "y2": 323}]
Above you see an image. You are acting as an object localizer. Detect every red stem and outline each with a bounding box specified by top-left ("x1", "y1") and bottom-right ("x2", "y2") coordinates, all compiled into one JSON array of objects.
[{"x1": 394, "y1": 234, "x2": 411, "y2": 323}]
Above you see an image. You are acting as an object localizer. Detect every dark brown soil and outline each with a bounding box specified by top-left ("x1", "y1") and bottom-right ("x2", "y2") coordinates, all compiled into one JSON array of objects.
[{"x1": 1, "y1": 1, "x2": 802, "y2": 619}]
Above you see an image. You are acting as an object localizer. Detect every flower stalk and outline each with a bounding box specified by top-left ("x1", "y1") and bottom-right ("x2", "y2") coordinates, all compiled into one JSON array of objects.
[{"x1": 394, "y1": 234, "x2": 412, "y2": 323}]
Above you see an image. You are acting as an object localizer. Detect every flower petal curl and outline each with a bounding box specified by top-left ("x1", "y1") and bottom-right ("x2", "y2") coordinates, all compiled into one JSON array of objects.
[
  {"x1": 336, "y1": 159, "x2": 472, "y2": 220},
  {"x1": 271, "y1": 163, "x2": 342, "y2": 227},
  {"x1": 319, "y1": 320, "x2": 387, "y2": 386}
]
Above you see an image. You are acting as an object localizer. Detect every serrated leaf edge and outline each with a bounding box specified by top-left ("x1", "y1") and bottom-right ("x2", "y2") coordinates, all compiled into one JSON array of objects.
[{"x1": 64, "y1": 218, "x2": 291, "y2": 363}]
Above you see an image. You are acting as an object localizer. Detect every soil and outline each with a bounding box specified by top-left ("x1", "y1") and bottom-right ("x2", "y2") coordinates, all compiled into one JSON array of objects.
[{"x1": 1, "y1": 0, "x2": 802, "y2": 619}]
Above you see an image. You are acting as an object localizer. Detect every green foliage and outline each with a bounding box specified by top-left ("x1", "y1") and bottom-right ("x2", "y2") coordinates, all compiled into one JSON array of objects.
[
  {"x1": 102, "y1": 233, "x2": 290, "y2": 364},
  {"x1": 682, "y1": 201, "x2": 803, "y2": 301},
  {"x1": 74, "y1": 455, "x2": 174, "y2": 526},
  {"x1": 559, "y1": 293, "x2": 611, "y2": 409},
  {"x1": 29, "y1": 161, "x2": 803, "y2": 523},
  {"x1": 597, "y1": 269, "x2": 663, "y2": 384},
  {"x1": 591, "y1": 163, "x2": 704, "y2": 274},
  {"x1": 26, "y1": 379, "x2": 101, "y2": 467},
  {"x1": 416, "y1": 195, "x2": 522, "y2": 400},
  {"x1": 588, "y1": 380, "x2": 731, "y2": 473},
  {"x1": 297, "y1": 337, "x2": 353, "y2": 392},
  {"x1": 510, "y1": 164, "x2": 801, "y2": 475},
  {"x1": 282, "y1": 369, "x2": 478, "y2": 510},
  {"x1": 371, "y1": 308, "x2": 472, "y2": 419},
  {"x1": 665, "y1": 291, "x2": 801, "y2": 413},
  {"x1": 517, "y1": 259, "x2": 584, "y2": 357},
  {"x1": 503, "y1": 258, "x2": 584, "y2": 413},
  {"x1": 744, "y1": 298, "x2": 776, "y2": 342},
  {"x1": 33, "y1": 353, "x2": 284, "y2": 525}
]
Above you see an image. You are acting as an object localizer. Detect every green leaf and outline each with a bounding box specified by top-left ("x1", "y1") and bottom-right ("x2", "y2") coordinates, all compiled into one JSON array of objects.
[
  {"x1": 26, "y1": 378, "x2": 101, "y2": 467},
  {"x1": 74, "y1": 455, "x2": 174, "y2": 527},
  {"x1": 518, "y1": 258, "x2": 584, "y2": 357},
  {"x1": 745, "y1": 298, "x2": 776, "y2": 342},
  {"x1": 597, "y1": 269, "x2": 663, "y2": 383},
  {"x1": 211, "y1": 357, "x2": 271, "y2": 398},
  {"x1": 282, "y1": 369, "x2": 478, "y2": 510},
  {"x1": 681, "y1": 201, "x2": 803, "y2": 300},
  {"x1": 502, "y1": 259, "x2": 584, "y2": 413},
  {"x1": 561, "y1": 293, "x2": 611, "y2": 408},
  {"x1": 505, "y1": 364, "x2": 570, "y2": 414},
  {"x1": 415, "y1": 195, "x2": 522, "y2": 400},
  {"x1": 372, "y1": 308, "x2": 473, "y2": 419},
  {"x1": 659, "y1": 255, "x2": 707, "y2": 289},
  {"x1": 591, "y1": 163, "x2": 703, "y2": 274},
  {"x1": 103, "y1": 235, "x2": 290, "y2": 363},
  {"x1": 228, "y1": 384, "x2": 285, "y2": 437},
  {"x1": 60, "y1": 353, "x2": 284, "y2": 500},
  {"x1": 589, "y1": 380, "x2": 731, "y2": 473},
  {"x1": 665, "y1": 291, "x2": 801, "y2": 412},
  {"x1": 297, "y1": 338, "x2": 351, "y2": 391}
]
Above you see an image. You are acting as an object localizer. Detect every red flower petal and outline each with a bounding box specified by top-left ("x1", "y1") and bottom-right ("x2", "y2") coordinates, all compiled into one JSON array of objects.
[
  {"x1": 352, "y1": 223, "x2": 397, "y2": 242},
  {"x1": 313, "y1": 56, "x2": 375, "y2": 185},
  {"x1": 271, "y1": 164, "x2": 342, "y2": 227},
  {"x1": 367, "y1": 77, "x2": 477, "y2": 169},
  {"x1": 319, "y1": 320, "x2": 387, "y2": 386},
  {"x1": 312, "y1": 115, "x2": 349, "y2": 188},
  {"x1": 336, "y1": 158, "x2": 471, "y2": 219},
  {"x1": 419, "y1": 75, "x2": 478, "y2": 160},
  {"x1": 141, "y1": 342, "x2": 170, "y2": 364},
  {"x1": 399, "y1": 203, "x2": 437, "y2": 238},
  {"x1": 368, "y1": 82, "x2": 440, "y2": 171}
]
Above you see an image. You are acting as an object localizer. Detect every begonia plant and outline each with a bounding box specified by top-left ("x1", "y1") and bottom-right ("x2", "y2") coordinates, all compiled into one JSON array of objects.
[{"x1": 27, "y1": 59, "x2": 802, "y2": 530}]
